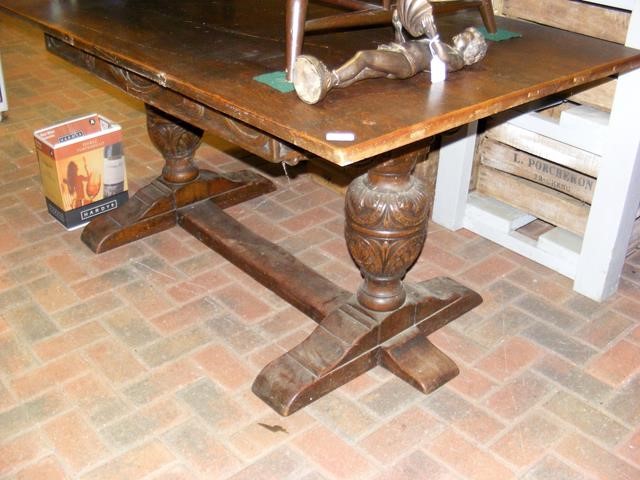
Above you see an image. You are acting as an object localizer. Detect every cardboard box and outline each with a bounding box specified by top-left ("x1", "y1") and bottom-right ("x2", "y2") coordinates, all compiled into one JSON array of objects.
[{"x1": 34, "y1": 114, "x2": 129, "y2": 229}]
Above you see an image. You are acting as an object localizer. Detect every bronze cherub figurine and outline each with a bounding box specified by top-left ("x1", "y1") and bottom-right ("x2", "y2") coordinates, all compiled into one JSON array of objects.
[{"x1": 293, "y1": 0, "x2": 488, "y2": 104}]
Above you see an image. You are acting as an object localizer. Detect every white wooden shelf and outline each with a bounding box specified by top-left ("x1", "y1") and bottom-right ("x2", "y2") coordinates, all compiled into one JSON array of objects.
[{"x1": 432, "y1": 1, "x2": 640, "y2": 301}]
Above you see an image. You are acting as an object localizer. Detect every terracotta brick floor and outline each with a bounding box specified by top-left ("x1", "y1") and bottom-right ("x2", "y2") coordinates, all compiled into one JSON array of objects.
[{"x1": 1, "y1": 13, "x2": 640, "y2": 480}]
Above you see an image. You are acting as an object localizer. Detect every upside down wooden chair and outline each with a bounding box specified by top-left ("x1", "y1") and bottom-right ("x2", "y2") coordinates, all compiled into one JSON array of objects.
[{"x1": 285, "y1": 0, "x2": 497, "y2": 80}]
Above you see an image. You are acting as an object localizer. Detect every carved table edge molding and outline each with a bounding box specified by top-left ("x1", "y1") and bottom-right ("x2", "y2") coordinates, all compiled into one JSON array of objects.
[{"x1": 45, "y1": 34, "x2": 308, "y2": 166}]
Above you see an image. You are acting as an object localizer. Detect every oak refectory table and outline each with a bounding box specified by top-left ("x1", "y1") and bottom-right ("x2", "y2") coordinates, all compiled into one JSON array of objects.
[{"x1": 2, "y1": 0, "x2": 639, "y2": 416}]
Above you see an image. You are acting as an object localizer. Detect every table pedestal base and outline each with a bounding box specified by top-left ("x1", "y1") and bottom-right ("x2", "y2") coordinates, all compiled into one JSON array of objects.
[
  {"x1": 253, "y1": 278, "x2": 481, "y2": 416},
  {"x1": 81, "y1": 107, "x2": 482, "y2": 416},
  {"x1": 81, "y1": 169, "x2": 275, "y2": 253}
]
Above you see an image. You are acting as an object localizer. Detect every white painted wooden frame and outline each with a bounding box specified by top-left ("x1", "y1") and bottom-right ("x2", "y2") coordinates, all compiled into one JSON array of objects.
[{"x1": 432, "y1": 1, "x2": 640, "y2": 301}]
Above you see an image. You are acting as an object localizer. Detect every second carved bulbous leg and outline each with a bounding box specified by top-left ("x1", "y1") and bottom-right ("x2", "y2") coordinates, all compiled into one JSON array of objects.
[
  {"x1": 345, "y1": 142, "x2": 430, "y2": 312},
  {"x1": 146, "y1": 104, "x2": 202, "y2": 183},
  {"x1": 252, "y1": 140, "x2": 482, "y2": 416},
  {"x1": 81, "y1": 105, "x2": 275, "y2": 252}
]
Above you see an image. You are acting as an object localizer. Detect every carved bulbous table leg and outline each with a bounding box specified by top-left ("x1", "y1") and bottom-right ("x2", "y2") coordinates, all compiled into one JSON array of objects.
[
  {"x1": 345, "y1": 145, "x2": 429, "y2": 312},
  {"x1": 253, "y1": 141, "x2": 482, "y2": 416},
  {"x1": 81, "y1": 105, "x2": 275, "y2": 253},
  {"x1": 146, "y1": 104, "x2": 201, "y2": 184}
]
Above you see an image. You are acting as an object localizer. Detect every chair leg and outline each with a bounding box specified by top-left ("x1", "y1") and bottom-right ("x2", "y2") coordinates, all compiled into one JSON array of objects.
[
  {"x1": 286, "y1": 0, "x2": 309, "y2": 81},
  {"x1": 478, "y1": 0, "x2": 497, "y2": 33}
]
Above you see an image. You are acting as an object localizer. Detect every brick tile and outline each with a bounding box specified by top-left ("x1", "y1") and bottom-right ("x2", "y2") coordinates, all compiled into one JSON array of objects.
[
  {"x1": 456, "y1": 236, "x2": 502, "y2": 263},
  {"x1": 0, "y1": 287, "x2": 31, "y2": 312},
  {"x1": 259, "y1": 307, "x2": 311, "y2": 341},
  {"x1": 0, "y1": 403, "x2": 32, "y2": 443},
  {"x1": 138, "y1": 326, "x2": 212, "y2": 368},
  {"x1": 81, "y1": 441, "x2": 175, "y2": 480},
  {"x1": 181, "y1": 267, "x2": 234, "y2": 295},
  {"x1": 361, "y1": 377, "x2": 424, "y2": 418},
  {"x1": 522, "y1": 322, "x2": 597, "y2": 364},
  {"x1": 544, "y1": 391, "x2": 628, "y2": 447},
  {"x1": 460, "y1": 254, "x2": 517, "y2": 287},
  {"x1": 124, "y1": 358, "x2": 204, "y2": 405},
  {"x1": 491, "y1": 414, "x2": 562, "y2": 468},
  {"x1": 278, "y1": 206, "x2": 335, "y2": 233},
  {"x1": 116, "y1": 279, "x2": 173, "y2": 317},
  {"x1": 0, "y1": 430, "x2": 49, "y2": 476},
  {"x1": 308, "y1": 392, "x2": 378, "y2": 441},
  {"x1": 0, "y1": 333, "x2": 34, "y2": 376},
  {"x1": 72, "y1": 267, "x2": 138, "y2": 299},
  {"x1": 151, "y1": 297, "x2": 223, "y2": 334},
  {"x1": 521, "y1": 455, "x2": 591, "y2": 480},
  {"x1": 103, "y1": 308, "x2": 159, "y2": 348},
  {"x1": 85, "y1": 339, "x2": 146, "y2": 384},
  {"x1": 228, "y1": 446, "x2": 306, "y2": 480},
  {"x1": 62, "y1": 373, "x2": 129, "y2": 427},
  {"x1": 429, "y1": 327, "x2": 487, "y2": 364},
  {"x1": 360, "y1": 407, "x2": 442, "y2": 463},
  {"x1": 144, "y1": 464, "x2": 194, "y2": 480},
  {"x1": 563, "y1": 295, "x2": 607, "y2": 320},
  {"x1": 6, "y1": 260, "x2": 51, "y2": 286},
  {"x1": 213, "y1": 284, "x2": 273, "y2": 324},
  {"x1": 46, "y1": 252, "x2": 90, "y2": 283},
  {"x1": 420, "y1": 243, "x2": 467, "y2": 272},
  {"x1": 447, "y1": 367, "x2": 498, "y2": 400},
  {"x1": 374, "y1": 450, "x2": 456, "y2": 480},
  {"x1": 11, "y1": 353, "x2": 90, "y2": 398},
  {"x1": 429, "y1": 428, "x2": 516, "y2": 479},
  {"x1": 192, "y1": 344, "x2": 253, "y2": 391},
  {"x1": 130, "y1": 254, "x2": 186, "y2": 286},
  {"x1": 294, "y1": 426, "x2": 373, "y2": 479},
  {"x1": 178, "y1": 378, "x2": 248, "y2": 431},
  {"x1": 165, "y1": 421, "x2": 239, "y2": 477},
  {"x1": 101, "y1": 398, "x2": 187, "y2": 448},
  {"x1": 33, "y1": 321, "x2": 107, "y2": 360},
  {"x1": 485, "y1": 372, "x2": 553, "y2": 420},
  {"x1": 476, "y1": 337, "x2": 543, "y2": 382},
  {"x1": 423, "y1": 388, "x2": 504, "y2": 444},
  {"x1": 26, "y1": 275, "x2": 80, "y2": 313},
  {"x1": 0, "y1": 382, "x2": 15, "y2": 411},
  {"x1": 612, "y1": 296, "x2": 640, "y2": 320},
  {"x1": 556, "y1": 432, "x2": 640, "y2": 480},
  {"x1": 533, "y1": 354, "x2": 611, "y2": 404},
  {"x1": 85, "y1": 245, "x2": 148, "y2": 276},
  {"x1": 53, "y1": 292, "x2": 124, "y2": 329},
  {"x1": 587, "y1": 340, "x2": 640, "y2": 386},
  {"x1": 516, "y1": 295, "x2": 585, "y2": 331},
  {"x1": 14, "y1": 456, "x2": 69, "y2": 480},
  {"x1": 283, "y1": 186, "x2": 337, "y2": 213},
  {"x1": 629, "y1": 324, "x2": 640, "y2": 344},
  {"x1": 145, "y1": 232, "x2": 196, "y2": 263},
  {"x1": 607, "y1": 375, "x2": 640, "y2": 425},
  {"x1": 44, "y1": 410, "x2": 110, "y2": 473},
  {"x1": 0, "y1": 227, "x2": 21, "y2": 254},
  {"x1": 507, "y1": 268, "x2": 572, "y2": 304},
  {"x1": 617, "y1": 427, "x2": 640, "y2": 467},
  {"x1": 577, "y1": 310, "x2": 634, "y2": 349},
  {"x1": 229, "y1": 411, "x2": 314, "y2": 460},
  {"x1": 5, "y1": 303, "x2": 59, "y2": 343}
]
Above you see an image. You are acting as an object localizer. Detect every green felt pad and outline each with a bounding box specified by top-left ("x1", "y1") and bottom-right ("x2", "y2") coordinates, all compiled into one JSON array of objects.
[
  {"x1": 253, "y1": 71, "x2": 295, "y2": 93},
  {"x1": 478, "y1": 27, "x2": 522, "y2": 42}
]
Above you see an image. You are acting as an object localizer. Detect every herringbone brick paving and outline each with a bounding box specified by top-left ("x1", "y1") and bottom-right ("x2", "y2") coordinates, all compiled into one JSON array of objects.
[{"x1": 1, "y1": 13, "x2": 640, "y2": 480}]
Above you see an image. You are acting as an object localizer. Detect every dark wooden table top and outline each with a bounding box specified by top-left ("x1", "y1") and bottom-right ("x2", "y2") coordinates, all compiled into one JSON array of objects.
[{"x1": 2, "y1": 0, "x2": 640, "y2": 165}]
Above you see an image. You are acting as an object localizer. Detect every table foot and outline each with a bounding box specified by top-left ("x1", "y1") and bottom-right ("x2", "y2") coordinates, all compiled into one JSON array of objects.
[
  {"x1": 252, "y1": 277, "x2": 481, "y2": 416},
  {"x1": 81, "y1": 169, "x2": 275, "y2": 253}
]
